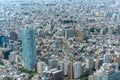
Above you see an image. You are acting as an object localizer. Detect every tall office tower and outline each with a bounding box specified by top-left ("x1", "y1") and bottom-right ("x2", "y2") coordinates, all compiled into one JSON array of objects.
[
  {"x1": 64, "y1": 28, "x2": 74, "y2": 39},
  {"x1": 86, "y1": 57, "x2": 94, "y2": 69},
  {"x1": 22, "y1": 25, "x2": 37, "y2": 71},
  {"x1": 86, "y1": 57, "x2": 94, "y2": 74},
  {"x1": 0, "y1": 35, "x2": 8, "y2": 48},
  {"x1": 73, "y1": 61, "x2": 83, "y2": 79}
]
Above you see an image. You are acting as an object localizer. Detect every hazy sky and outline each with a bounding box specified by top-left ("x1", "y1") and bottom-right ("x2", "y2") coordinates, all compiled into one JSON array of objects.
[{"x1": 0, "y1": 0, "x2": 120, "y2": 3}]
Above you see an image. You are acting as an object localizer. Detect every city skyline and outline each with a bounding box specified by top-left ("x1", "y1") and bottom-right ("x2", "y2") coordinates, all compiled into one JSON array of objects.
[{"x1": 0, "y1": 0, "x2": 120, "y2": 80}]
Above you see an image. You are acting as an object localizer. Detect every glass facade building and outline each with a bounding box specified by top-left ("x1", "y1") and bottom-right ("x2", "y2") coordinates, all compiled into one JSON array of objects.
[
  {"x1": 22, "y1": 26, "x2": 37, "y2": 71},
  {"x1": 0, "y1": 35, "x2": 8, "y2": 48}
]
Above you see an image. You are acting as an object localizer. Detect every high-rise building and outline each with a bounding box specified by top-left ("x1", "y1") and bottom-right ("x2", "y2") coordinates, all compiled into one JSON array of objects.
[
  {"x1": 64, "y1": 28, "x2": 74, "y2": 39},
  {"x1": 37, "y1": 61, "x2": 42, "y2": 74},
  {"x1": 73, "y1": 61, "x2": 83, "y2": 79},
  {"x1": 22, "y1": 25, "x2": 37, "y2": 71},
  {"x1": 37, "y1": 61, "x2": 48, "y2": 74},
  {"x1": 0, "y1": 35, "x2": 8, "y2": 48},
  {"x1": 60, "y1": 60, "x2": 70, "y2": 75},
  {"x1": 86, "y1": 57, "x2": 94, "y2": 69},
  {"x1": 68, "y1": 62, "x2": 74, "y2": 79}
]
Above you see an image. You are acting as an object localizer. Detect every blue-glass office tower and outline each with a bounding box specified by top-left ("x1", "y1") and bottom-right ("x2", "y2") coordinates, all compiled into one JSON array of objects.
[
  {"x1": 0, "y1": 35, "x2": 8, "y2": 48},
  {"x1": 22, "y1": 26, "x2": 37, "y2": 71}
]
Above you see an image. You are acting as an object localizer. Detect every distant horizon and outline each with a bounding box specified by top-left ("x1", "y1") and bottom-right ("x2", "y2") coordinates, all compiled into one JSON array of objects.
[{"x1": 0, "y1": 0, "x2": 120, "y2": 3}]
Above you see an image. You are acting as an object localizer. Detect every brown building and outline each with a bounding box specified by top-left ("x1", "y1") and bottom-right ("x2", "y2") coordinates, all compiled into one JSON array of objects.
[
  {"x1": 68, "y1": 62, "x2": 74, "y2": 80},
  {"x1": 113, "y1": 55, "x2": 120, "y2": 66}
]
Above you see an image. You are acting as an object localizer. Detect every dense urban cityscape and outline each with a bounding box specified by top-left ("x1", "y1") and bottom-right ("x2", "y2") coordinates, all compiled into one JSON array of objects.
[{"x1": 0, "y1": 0, "x2": 120, "y2": 80}]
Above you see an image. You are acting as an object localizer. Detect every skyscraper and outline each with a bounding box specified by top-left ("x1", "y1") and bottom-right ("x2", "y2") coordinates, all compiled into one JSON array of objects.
[
  {"x1": 0, "y1": 35, "x2": 8, "y2": 48},
  {"x1": 22, "y1": 25, "x2": 37, "y2": 71}
]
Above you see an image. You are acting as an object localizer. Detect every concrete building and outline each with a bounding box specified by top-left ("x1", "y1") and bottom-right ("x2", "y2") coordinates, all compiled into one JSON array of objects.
[
  {"x1": 64, "y1": 28, "x2": 74, "y2": 39},
  {"x1": 37, "y1": 61, "x2": 42, "y2": 74},
  {"x1": 86, "y1": 57, "x2": 94, "y2": 69},
  {"x1": 73, "y1": 61, "x2": 83, "y2": 79},
  {"x1": 9, "y1": 51, "x2": 17, "y2": 63},
  {"x1": 37, "y1": 61, "x2": 48, "y2": 74},
  {"x1": 68, "y1": 62, "x2": 74, "y2": 80},
  {"x1": 103, "y1": 54, "x2": 112, "y2": 63},
  {"x1": 60, "y1": 60, "x2": 70, "y2": 75}
]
